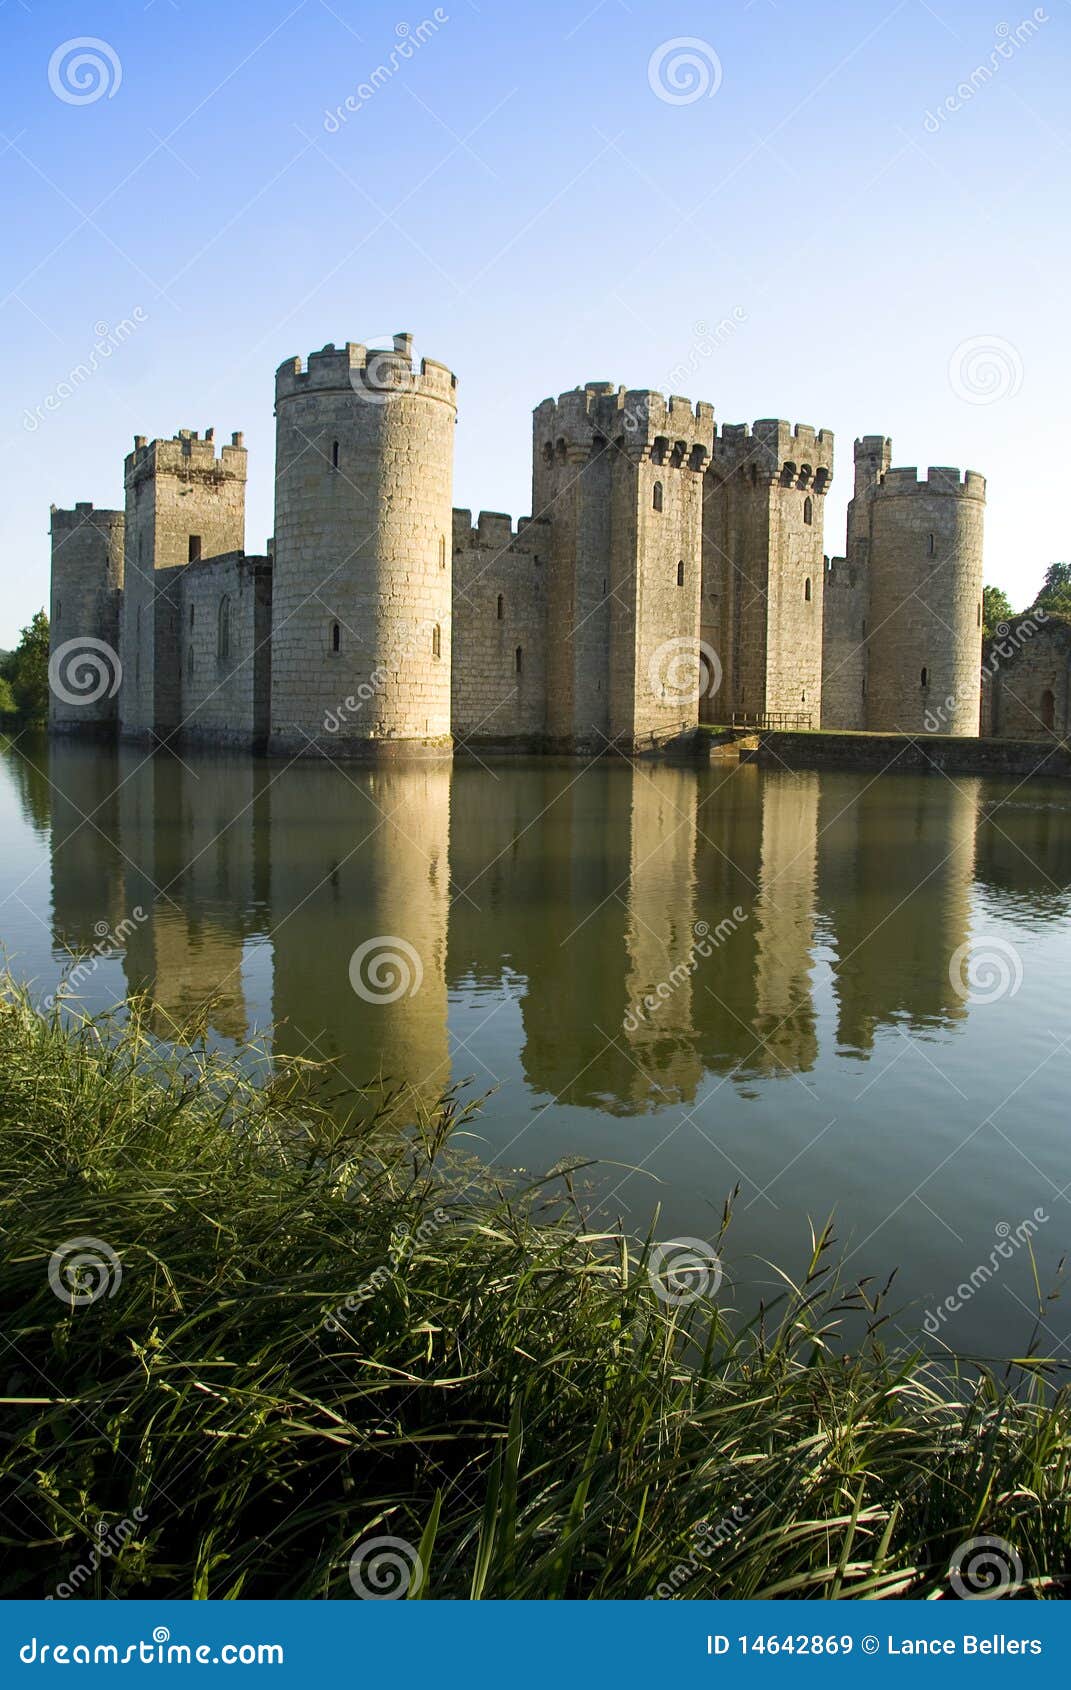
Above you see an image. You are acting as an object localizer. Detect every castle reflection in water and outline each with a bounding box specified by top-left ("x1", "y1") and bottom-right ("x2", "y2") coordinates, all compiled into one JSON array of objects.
[{"x1": 12, "y1": 739, "x2": 1071, "y2": 1116}]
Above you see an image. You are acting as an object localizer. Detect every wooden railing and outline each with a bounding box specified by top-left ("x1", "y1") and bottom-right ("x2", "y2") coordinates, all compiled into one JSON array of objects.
[{"x1": 730, "y1": 711, "x2": 814, "y2": 731}]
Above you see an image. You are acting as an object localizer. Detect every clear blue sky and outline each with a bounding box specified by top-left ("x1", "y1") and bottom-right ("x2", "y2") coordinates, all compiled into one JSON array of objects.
[{"x1": 1, "y1": 0, "x2": 1067, "y2": 646}]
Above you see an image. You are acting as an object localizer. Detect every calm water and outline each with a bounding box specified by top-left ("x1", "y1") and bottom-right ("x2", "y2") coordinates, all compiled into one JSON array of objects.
[{"x1": 2, "y1": 732, "x2": 1070, "y2": 1359}]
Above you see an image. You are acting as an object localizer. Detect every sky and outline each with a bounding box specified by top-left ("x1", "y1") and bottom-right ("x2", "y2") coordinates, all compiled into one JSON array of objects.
[{"x1": 0, "y1": 0, "x2": 1067, "y2": 647}]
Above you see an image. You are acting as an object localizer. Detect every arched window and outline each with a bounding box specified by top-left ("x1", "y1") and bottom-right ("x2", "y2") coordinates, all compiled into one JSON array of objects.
[
  {"x1": 920, "y1": 666, "x2": 928, "y2": 688},
  {"x1": 652, "y1": 481, "x2": 664, "y2": 511},
  {"x1": 676, "y1": 559, "x2": 685, "y2": 586},
  {"x1": 331, "y1": 621, "x2": 341, "y2": 654},
  {"x1": 928, "y1": 533, "x2": 936, "y2": 556},
  {"x1": 804, "y1": 496, "x2": 813, "y2": 526},
  {"x1": 432, "y1": 623, "x2": 441, "y2": 660},
  {"x1": 496, "y1": 593, "x2": 504, "y2": 620},
  {"x1": 804, "y1": 577, "x2": 812, "y2": 602},
  {"x1": 515, "y1": 645, "x2": 523, "y2": 675},
  {"x1": 331, "y1": 440, "x2": 339, "y2": 470},
  {"x1": 439, "y1": 534, "x2": 446, "y2": 569},
  {"x1": 217, "y1": 595, "x2": 231, "y2": 660},
  {"x1": 542, "y1": 442, "x2": 553, "y2": 465}
]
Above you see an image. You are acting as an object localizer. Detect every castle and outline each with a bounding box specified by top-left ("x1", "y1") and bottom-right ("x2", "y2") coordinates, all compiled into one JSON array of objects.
[{"x1": 47, "y1": 332, "x2": 987, "y2": 755}]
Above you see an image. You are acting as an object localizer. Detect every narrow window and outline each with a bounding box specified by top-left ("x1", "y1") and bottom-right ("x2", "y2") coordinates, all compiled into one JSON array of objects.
[
  {"x1": 331, "y1": 621, "x2": 341, "y2": 654},
  {"x1": 188, "y1": 535, "x2": 202, "y2": 562},
  {"x1": 55, "y1": 597, "x2": 61, "y2": 623},
  {"x1": 496, "y1": 593, "x2": 504, "y2": 621},
  {"x1": 920, "y1": 666, "x2": 928, "y2": 688},
  {"x1": 804, "y1": 577, "x2": 812, "y2": 602},
  {"x1": 676, "y1": 559, "x2": 685, "y2": 586},
  {"x1": 1041, "y1": 688, "x2": 1056, "y2": 731},
  {"x1": 862, "y1": 618, "x2": 867, "y2": 636},
  {"x1": 439, "y1": 534, "x2": 446, "y2": 569},
  {"x1": 652, "y1": 481, "x2": 663, "y2": 511},
  {"x1": 977, "y1": 602, "x2": 982, "y2": 627},
  {"x1": 217, "y1": 595, "x2": 231, "y2": 660},
  {"x1": 804, "y1": 496, "x2": 813, "y2": 526},
  {"x1": 188, "y1": 603, "x2": 195, "y2": 630},
  {"x1": 331, "y1": 441, "x2": 339, "y2": 470},
  {"x1": 515, "y1": 645, "x2": 523, "y2": 675},
  {"x1": 187, "y1": 646, "x2": 194, "y2": 680},
  {"x1": 928, "y1": 533, "x2": 936, "y2": 556},
  {"x1": 432, "y1": 623, "x2": 441, "y2": 660},
  {"x1": 542, "y1": 442, "x2": 553, "y2": 465}
]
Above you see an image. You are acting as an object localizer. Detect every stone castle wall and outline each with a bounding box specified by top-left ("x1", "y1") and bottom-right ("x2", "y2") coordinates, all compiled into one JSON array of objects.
[
  {"x1": 270, "y1": 337, "x2": 456, "y2": 758},
  {"x1": 46, "y1": 335, "x2": 994, "y2": 757},
  {"x1": 705, "y1": 421, "x2": 832, "y2": 723},
  {"x1": 118, "y1": 430, "x2": 247, "y2": 742},
  {"x1": 451, "y1": 511, "x2": 549, "y2": 745},
  {"x1": 866, "y1": 468, "x2": 985, "y2": 735},
  {"x1": 984, "y1": 615, "x2": 1071, "y2": 740},
  {"x1": 177, "y1": 552, "x2": 272, "y2": 749},
  {"x1": 48, "y1": 503, "x2": 125, "y2": 731}
]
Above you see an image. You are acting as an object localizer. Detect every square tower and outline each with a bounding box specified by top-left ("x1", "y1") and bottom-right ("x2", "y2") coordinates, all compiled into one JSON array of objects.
[
  {"x1": 703, "y1": 420, "x2": 833, "y2": 726},
  {"x1": 118, "y1": 429, "x2": 247, "y2": 741}
]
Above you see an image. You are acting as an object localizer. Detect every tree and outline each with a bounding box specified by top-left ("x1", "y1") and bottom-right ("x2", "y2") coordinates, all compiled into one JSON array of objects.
[
  {"x1": 1034, "y1": 562, "x2": 1071, "y2": 618},
  {"x1": 982, "y1": 585, "x2": 1014, "y2": 639},
  {"x1": 0, "y1": 675, "x2": 15, "y2": 717},
  {"x1": 6, "y1": 610, "x2": 51, "y2": 721}
]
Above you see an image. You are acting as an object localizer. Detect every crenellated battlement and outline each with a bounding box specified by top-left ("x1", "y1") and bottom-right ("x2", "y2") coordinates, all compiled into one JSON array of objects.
[
  {"x1": 275, "y1": 333, "x2": 458, "y2": 409},
  {"x1": 50, "y1": 502, "x2": 124, "y2": 530},
  {"x1": 453, "y1": 509, "x2": 551, "y2": 553},
  {"x1": 534, "y1": 382, "x2": 714, "y2": 463},
  {"x1": 125, "y1": 429, "x2": 246, "y2": 488},
  {"x1": 878, "y1": 465, "x2": 986, "y2": 501},
  {"x1": 712, "y1": 418, "x2": 834, "y2": 489}
]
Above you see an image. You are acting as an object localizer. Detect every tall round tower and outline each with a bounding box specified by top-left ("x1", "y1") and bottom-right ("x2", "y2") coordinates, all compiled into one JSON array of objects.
[
  {"x1": 269, "y1": 334, "x2": 457, "y2": 757},
  {"x1": 865, "y1": 465, "x2": 985, "y2": 735}
]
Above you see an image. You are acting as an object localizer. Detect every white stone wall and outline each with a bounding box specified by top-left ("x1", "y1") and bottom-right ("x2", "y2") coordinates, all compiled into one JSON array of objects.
[
  {"x1": 451, "y1": 511, "x2": 548, "y2": 744},
  {"x1": 270, "y1": 340, "x2": 456, "y2": 756},
  {"x1": 48, "y1": 503, "x2": 124, "y2": 731},
  {"x1": 866, "y1": 469, "x2": 985, "y2": 734},
  {"x1": 178, "y1": 552, "x2": 272, "y2": 748}
]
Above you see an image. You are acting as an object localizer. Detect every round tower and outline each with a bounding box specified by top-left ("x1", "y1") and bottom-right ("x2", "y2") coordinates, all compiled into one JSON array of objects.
[
  {"x1": 269, "y1": 334, "x2": 457, "y2": 757},
  {"x1": 865, "y1": 466, "x2": 985, "y2": 735},
  {"x1": 48, "y1": 502, "x2": 125, "y2": 733}
]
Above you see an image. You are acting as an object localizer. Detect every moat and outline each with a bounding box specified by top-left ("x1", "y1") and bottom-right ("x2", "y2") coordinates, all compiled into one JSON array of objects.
[{"x1": 3, "y1": 733, "x2": 1069, "y2": 1359}]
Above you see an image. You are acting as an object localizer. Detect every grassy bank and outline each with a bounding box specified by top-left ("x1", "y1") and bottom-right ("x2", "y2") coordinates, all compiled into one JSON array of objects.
[{"x1": 1, "y1": 976, "x2": 1068, "y2": 1600}]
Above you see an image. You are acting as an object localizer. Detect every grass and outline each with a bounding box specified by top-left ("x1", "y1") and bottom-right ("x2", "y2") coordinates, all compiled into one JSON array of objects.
[{"x1": 1, "y1": 972, "x2": 1069, "y2": 1600}]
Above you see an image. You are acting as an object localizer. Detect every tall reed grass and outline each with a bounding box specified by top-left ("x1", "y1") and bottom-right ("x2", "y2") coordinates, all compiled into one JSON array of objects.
[{"x1": 1, "y1": 975, "x2": 1067, "y2": 1599}]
